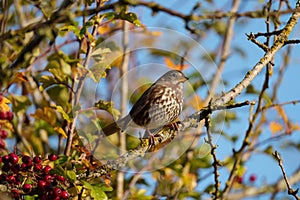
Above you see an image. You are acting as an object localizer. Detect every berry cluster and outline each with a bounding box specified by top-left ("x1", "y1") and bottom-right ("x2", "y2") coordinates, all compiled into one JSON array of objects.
[
  {"x1": 235, "y1": 174, "x2": 257, "y2": 184},
  {"x1": 0, "y1": 95, "x2": 14, "y2": 149},
  {"x1": 0, "y1": 153, "x2": 70, "y2": 199}
]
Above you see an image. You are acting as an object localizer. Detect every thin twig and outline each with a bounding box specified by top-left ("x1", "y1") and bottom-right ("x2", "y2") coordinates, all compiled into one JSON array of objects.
[
  {"x1": 204, "y1": 110, "x2": 220, "y2": 200},
  {"x1": 204, "y1": 0, "x2": 241, "y2": 105},
  {"x1": 273, "y1": 151, "x2": 300, "y2": 200},
  {"x1": 213, "y1": 0, "x2": 300, "y2": 106},
  {"x1": 64, "y1": 0, "x2": 101, "y2": 156},
  {"x1": 262, "y1": 99, "x2": 300, "y2": 111},
  {"x1": 221, "y1": 1, "x2": 279, "y2": 197}
]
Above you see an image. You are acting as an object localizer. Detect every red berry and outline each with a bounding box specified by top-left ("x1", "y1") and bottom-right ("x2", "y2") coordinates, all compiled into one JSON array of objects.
[
  {"x1": 21, "y1": 163, "x2": 28, "y2": 171},
  {"x1": 0, "y1": 139, "x2": 6, "y2": 149},
  {"x1": 53, "y1": 187, "x2": 62, "y2": 197},
  {"x1": 22, "y1": 155, "x2": 33, "y2": 167},
  {"x1": 249, "y1": 174, "x2": 256, "y2": 182},
  {"x1": 33, "y1": 155, "x2": 42, "y2": 164},
  {"x1": 61, "y1": 190, "x2": 69, "y2": 199},
  {"x1": 44, "y1": 175, "x2": 53, "y2": 183},
  {"x1": 48, "y1": 154, "x2": 58, "y2": 161},
  {"x1": 38, "y1": 180, "x2": 47, "y2": 189},
  {"x1": 11, "y1": 164, "x2": 20, "y2": 174},
  {"x1": 6, "y1": 111, "x2": 13, "y2": 121},
  {"x1": 236, "y1": 176, "x2": 243, "y2": 184},
  {"x1": 9, "y1": 153, "x2": 19, "y2": 164},
  {"x1": 43, "y1": 165, "x2": 52, "y2": 174},
  {"x1": 34, "y1": 163, "x2": 43, "y2": 171},
  {"x1": 7, "y1": 175, "x2": 16, "y2": 183},
  {"x1": 0, "y1": 95, "x2": 2, "y2": 102},
  {"x1": 2, "y1": 155, "x2": 9, "y2": 163},
  {"x1": 2, "y1": 163, "x2": 11, "y2": 172},
  {"x1": 0, "y1": 156, "x2": 2, "y2": 163},
  {"x1": 55, "y1": 175, "x2": 65, "y2": 182},
  {"x1": 11, "y1": 189, "x2": 20, "y2": 198},
  {"x1": 0, "y1": 111, "x2": 7, "y2": 120},
  {"x1": 0, "y1": 130, "x2": 8, "y2": 139},
  {"x1": 23, "y1": 183, "x2": 32, "y2": 193}
]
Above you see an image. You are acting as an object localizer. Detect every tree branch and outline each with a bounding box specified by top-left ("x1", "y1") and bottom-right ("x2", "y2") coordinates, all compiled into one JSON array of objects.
[
  {"x1": 273, "y1": 151, "x2": 300, "y2": 200},
  {"x1": 76, "y1": 101, "x2": 252, "y2": 180}
]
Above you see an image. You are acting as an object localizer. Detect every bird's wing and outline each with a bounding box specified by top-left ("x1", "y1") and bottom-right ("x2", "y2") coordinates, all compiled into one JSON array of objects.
[{"x1": 129, "y1": 83, "x2": 163, "y2": 119}]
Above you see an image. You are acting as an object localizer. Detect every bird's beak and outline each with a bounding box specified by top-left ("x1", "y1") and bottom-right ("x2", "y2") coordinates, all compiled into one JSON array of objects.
[{"x1": 179, "y1": 76, "x2": 189, "y2": 83}]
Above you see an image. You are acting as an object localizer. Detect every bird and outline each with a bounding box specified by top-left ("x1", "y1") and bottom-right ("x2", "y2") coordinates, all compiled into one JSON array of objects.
[{"x1": 101, "y1": 70, "x2": 189, "y2": 137}]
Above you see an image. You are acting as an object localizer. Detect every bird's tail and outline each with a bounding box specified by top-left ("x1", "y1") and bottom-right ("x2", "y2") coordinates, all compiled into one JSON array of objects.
[{"x1": 101, "y1": 115, "x2": 131, "y2": 136}]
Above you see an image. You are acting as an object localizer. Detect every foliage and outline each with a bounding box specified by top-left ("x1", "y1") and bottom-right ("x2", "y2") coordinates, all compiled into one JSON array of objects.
[{"x1": 0, "y1": 0, "x2": 300, "y2": 199}]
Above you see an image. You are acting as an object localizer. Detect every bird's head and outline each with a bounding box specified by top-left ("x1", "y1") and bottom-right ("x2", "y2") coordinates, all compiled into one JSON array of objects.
[{"x1": 157, "y1": 70, "x2": 189, "y2": 85}]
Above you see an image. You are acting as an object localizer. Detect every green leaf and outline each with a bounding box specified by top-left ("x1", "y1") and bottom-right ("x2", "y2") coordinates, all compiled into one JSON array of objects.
[
  {"x1": 103, "y1": 12, "x2": 116, "y2": 20},
  {"x1": 24, "y1": 195, "x2": 35, "y2": 200},
  {"x1": 39, "y1": 75, "x2": 58, "y2": 90},
  {"x1": 91, "y1": 47, "x2": 112, "y2": 61},
  {"x1": 49, "y1": 68, "x2": 68, "y2": 83},
  {"x1": 67, "y1": 170, "x2": 77, "y2": 181},
  {"x1": 55, "y1": 155, "x2": 69, "y2": 165},
  {"x1": 118, "y1": 12, "x2": 141, "y2": 26},
  {"x1": 51, "y1": 164, "x2": 65, "y2": 175},
  {"x1": 88, "y1": 63, "x2": 111, "y2": 82},
  {"x1": 56, "y1": 105, "x2": 71, "y2": 123},
  {"x1": 10, "y1": 95, "x2": 32, "y2": 113},
  {"x1": 94, "y1": 100, "x2": 120, "y2": 118},
  {"x1": 83, "y1": 182, "x2": 112, "y2": 200},
  {"x1": 59, "y1": 24, "x2": 80, "y2": 37},
  {"x1": 88, "y1": 42, "x2": 121, "y2": 82}
]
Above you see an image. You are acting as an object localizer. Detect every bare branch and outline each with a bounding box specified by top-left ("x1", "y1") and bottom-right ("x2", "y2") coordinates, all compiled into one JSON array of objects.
[
  {"x1": 273, "y1": 151, "x2": 300, "y2": 200},
  {"x1": 204, "y1": 112, "x2": 221, "y2": 200},
  {"x1": 213, "y1": 1, "x2": 300, "y2": 106}
]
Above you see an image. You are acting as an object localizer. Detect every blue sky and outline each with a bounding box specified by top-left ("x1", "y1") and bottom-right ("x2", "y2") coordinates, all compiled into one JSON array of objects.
[{"x1": 127, "y1": 1, "x2": 300, "y2": 199}]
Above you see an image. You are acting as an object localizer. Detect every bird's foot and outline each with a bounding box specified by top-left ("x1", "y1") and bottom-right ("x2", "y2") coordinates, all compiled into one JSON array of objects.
[
  {"x1": 165, "y1": 121, "x2": 181, "y2": 131},
  {"x1": 146, "y1": 129, "x2": 156, "y2": 147}
]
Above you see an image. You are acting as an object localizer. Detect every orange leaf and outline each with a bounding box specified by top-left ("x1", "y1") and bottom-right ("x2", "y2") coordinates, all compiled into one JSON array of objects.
[
  {"x1": 291, "y1": 123, "x2": 300, "y2": 131},
  {"x1": 269, "y1": 121, "x2": 284, "y2": 135},
  {"x1": 98, "y1": 25, "x2": 111, "y2": 35},
  {"x1": 164, "y1": 57, "x2": 189, "y2": 71},
  {"x1": 275, "y1": 106, "x2": 291, "y2": 134}
]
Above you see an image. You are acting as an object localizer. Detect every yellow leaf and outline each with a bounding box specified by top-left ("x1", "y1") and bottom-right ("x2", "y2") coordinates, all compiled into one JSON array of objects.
[
  {"x1": 269, "y1": 121, "x2": 284, "y2": 134},
  {"x1": 55, "y1": 106, "x2": 71, "y2": 123},
  {"x1": 183, "y1": 173, "x2": 197, "y2": 192},
  {"x1": 0, "y1": 97, "x2": 11, "y2": 112},
  {"x1": 31, "y1": 107, "x2": 57, "y2": 126},
  {"x1": 0, "y1": 120, "x2": 14, "y2": 132},
  {"x1": 54, "y1": 127, "x2": 68, "y2": 138}
]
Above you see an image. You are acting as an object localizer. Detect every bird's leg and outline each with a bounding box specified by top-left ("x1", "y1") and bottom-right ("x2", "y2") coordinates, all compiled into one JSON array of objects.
[
  {"x1": 165, "y1": 121, "x2": 181, "y2": 131},
  {"x1": 138, "y1": 131, "x2": 143, "y2": 140},
  {"x1": 146, "y1": 128, "x2": 155, "y2": 146}
]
